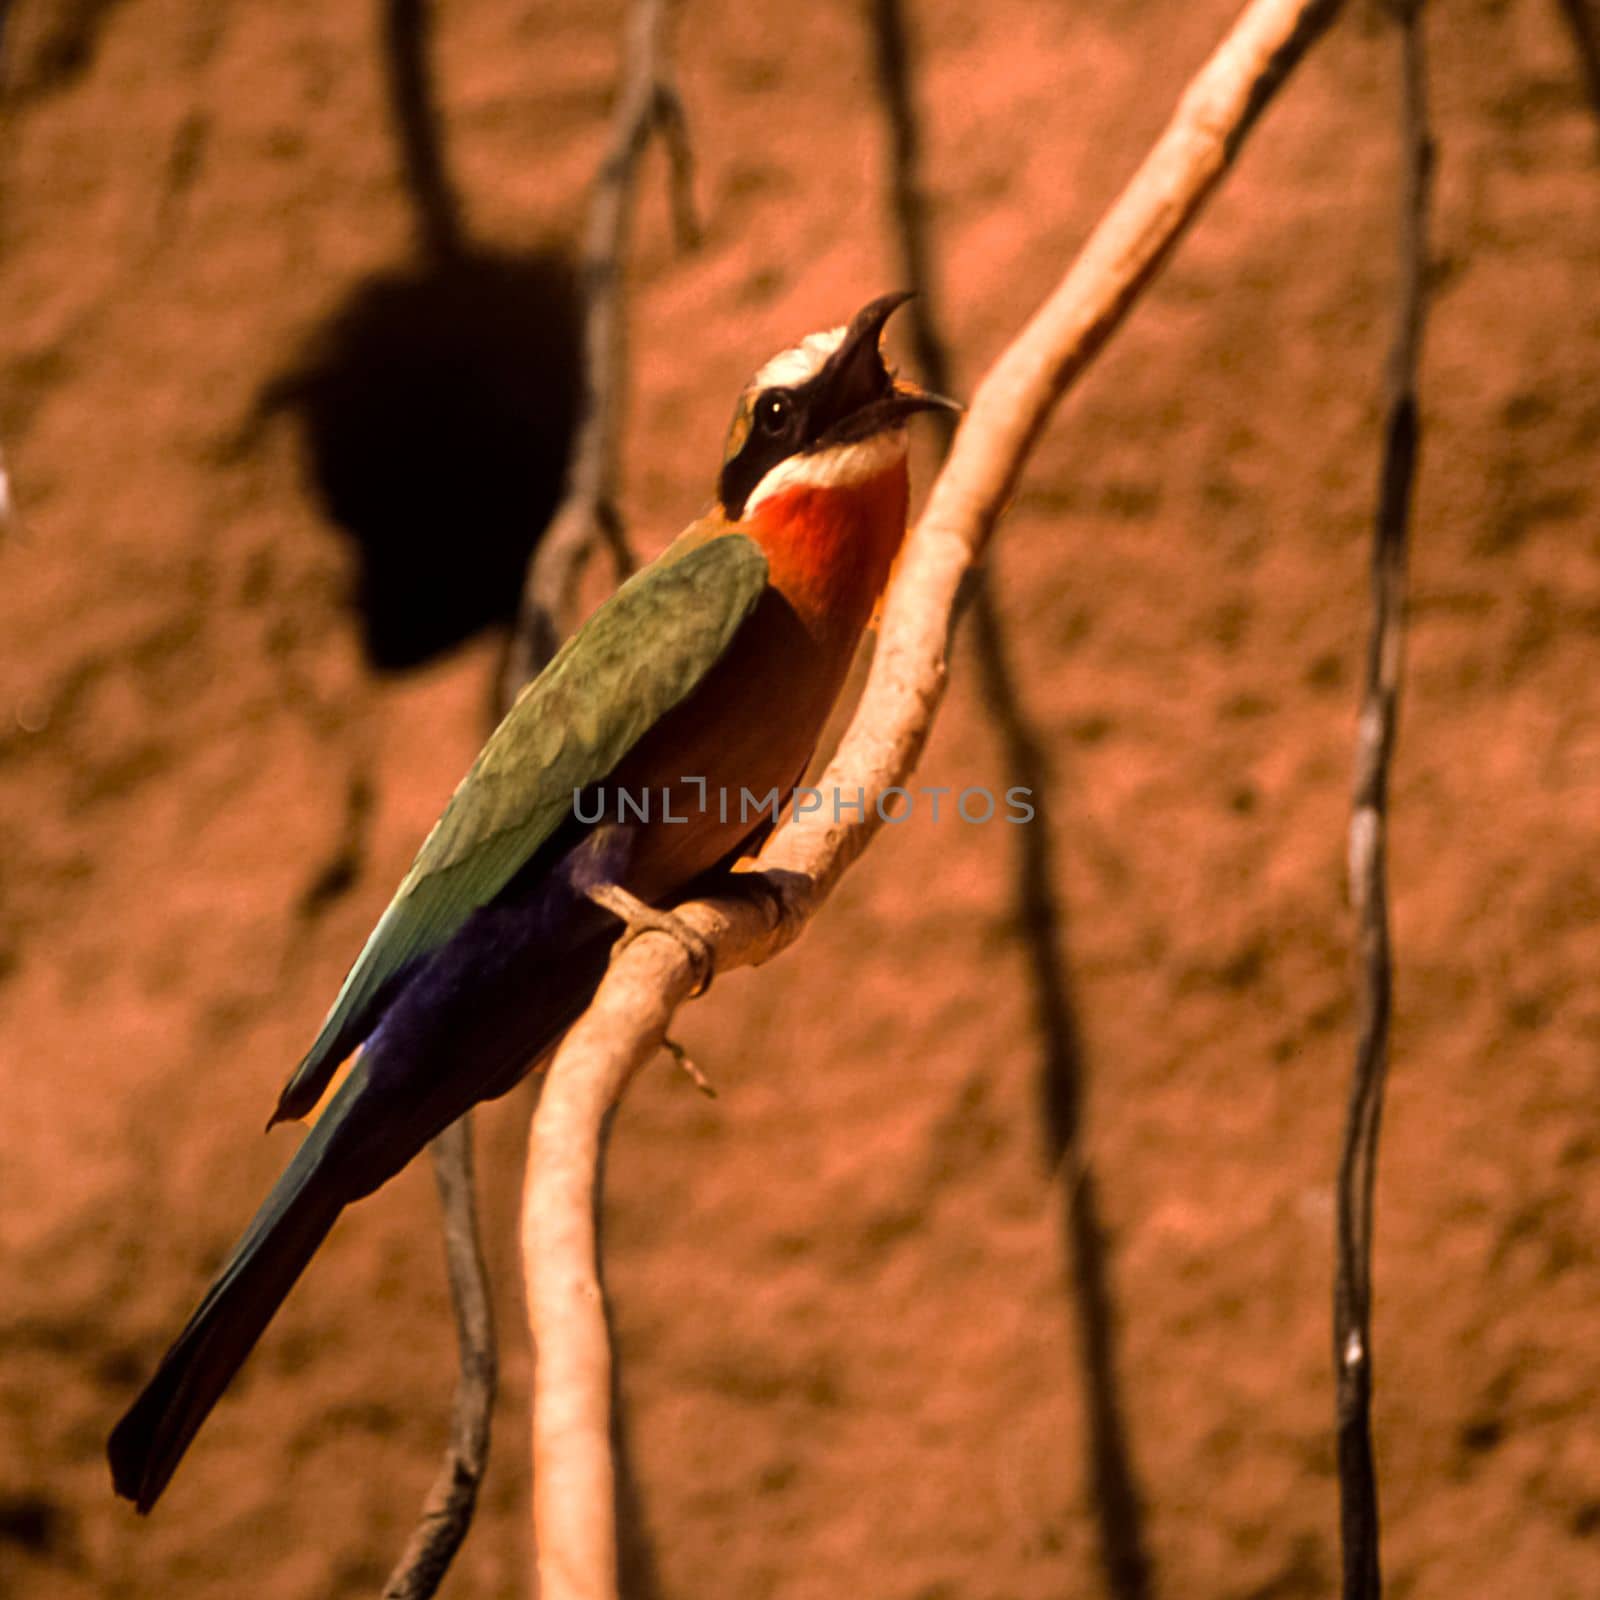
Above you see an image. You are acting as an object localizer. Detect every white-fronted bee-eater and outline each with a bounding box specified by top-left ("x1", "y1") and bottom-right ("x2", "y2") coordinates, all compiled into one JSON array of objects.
[{"x1": 109, "y1": 291, "x2": 957, "y2": 1510}]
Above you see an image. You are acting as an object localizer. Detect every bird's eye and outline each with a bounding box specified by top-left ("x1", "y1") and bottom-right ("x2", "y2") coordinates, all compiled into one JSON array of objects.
[{"x1": 756, "y1": 391, "x2": 793, "y2": 435}]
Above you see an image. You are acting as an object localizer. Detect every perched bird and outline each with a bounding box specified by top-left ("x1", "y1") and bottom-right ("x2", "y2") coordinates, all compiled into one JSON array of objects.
[{"x1": 108, "y1": 291, "x2": 957, "y2": 1511}]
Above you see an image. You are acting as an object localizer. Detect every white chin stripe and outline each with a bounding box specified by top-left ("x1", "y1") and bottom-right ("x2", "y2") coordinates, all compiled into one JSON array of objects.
[
  {"x1": 753, "y1": 325, "x2": 848, "y2": 390},
  {"x1": 743, "y1": 430, "x2": 907, "y2": 517}
]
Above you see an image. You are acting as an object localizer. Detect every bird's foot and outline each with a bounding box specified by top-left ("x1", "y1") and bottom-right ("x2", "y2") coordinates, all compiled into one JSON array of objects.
[
  {"x1": 585, "y1": 883, "x2": 715, "y2": 997},
  {"x1": 725, "y1": 866, "x2": 807, "y2": 939}
]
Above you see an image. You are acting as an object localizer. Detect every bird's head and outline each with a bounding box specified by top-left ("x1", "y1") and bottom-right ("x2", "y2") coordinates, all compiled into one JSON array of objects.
[{"x1": 717, "y1": 291, "x2": 958, "y2": 524}]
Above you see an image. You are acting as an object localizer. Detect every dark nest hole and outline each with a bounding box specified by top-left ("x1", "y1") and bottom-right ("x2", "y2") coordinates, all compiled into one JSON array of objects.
[{"x1": 264, "y1": 247, "x2": 582, "y2": 671}]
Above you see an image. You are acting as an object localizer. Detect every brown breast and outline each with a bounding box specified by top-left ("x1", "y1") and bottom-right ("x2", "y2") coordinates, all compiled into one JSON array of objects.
[{"x1": 603, "y1": 584, "x2": 850, "y2": 900}]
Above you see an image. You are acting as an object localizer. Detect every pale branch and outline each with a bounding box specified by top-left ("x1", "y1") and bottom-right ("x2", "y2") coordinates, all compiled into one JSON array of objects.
[
  {"x1": 1332, "y1": 3, "x2": 1432, "y2": 1597},
  {"x1": 522, "y1": 2, "x2": 1349, "y2": 1596},
  {"x1": 382, "y1": 1116, "x2": 498, "y2": 1600},
  {"x1": 498, "y1": 0, "x2": 697, "y2": 708}
]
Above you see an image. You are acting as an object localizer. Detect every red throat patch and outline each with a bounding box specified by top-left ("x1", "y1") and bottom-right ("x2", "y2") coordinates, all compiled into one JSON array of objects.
[{"x1": 746, "y1": 456, "x2": 911, "y2": 645}]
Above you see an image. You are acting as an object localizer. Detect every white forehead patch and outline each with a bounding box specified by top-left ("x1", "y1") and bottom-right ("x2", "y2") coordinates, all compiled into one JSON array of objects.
[
  {"x1": 743, "y1": 428, "x2": 907, "y2": 517},
  {"x1": 752, "y1": 324, "x2": 848, "y2": 391}
]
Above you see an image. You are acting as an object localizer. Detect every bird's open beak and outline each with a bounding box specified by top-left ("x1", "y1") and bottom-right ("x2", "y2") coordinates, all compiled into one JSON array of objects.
[{"x1": 809, "y1": 291, "x2": 963, "y2": 448}]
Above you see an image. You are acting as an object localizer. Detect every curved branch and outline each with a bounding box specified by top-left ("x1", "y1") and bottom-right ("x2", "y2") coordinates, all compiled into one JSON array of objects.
[{"x1": 522, "y1": 1, "x2": 1348, "y2": 1595}]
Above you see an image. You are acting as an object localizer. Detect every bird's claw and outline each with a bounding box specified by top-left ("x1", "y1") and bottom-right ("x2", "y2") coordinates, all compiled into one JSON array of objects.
[
  {"x1": 727, "y1": 868, "x2": 804, "y2": 937},
  {"x1": 585, "y1": 882, "x2": 715, "y2": 997}
]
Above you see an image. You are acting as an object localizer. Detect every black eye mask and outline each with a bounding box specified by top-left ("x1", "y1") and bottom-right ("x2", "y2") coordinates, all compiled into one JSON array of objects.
[
  {"x1": 717, "y1": 292, "x2": 958, "y2": 521},
  {"x1": 719, "y1": 382, "x2": 824, "y2": 521}
]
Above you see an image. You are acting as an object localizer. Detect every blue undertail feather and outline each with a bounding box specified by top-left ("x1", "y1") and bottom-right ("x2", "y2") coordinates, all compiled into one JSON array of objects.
[{"x1": 108, "y1": 868, "x2": 618, "y2": 1512}]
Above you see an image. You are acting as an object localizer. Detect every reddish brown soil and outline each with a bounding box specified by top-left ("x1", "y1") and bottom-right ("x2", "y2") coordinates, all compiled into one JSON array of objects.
[{"x1": 2, "y1": 1, "x2": 1598, "y2": 1597}]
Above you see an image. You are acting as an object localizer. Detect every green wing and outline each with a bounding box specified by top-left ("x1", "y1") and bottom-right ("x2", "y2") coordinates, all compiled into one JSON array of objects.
[{"x1": 274, "y1": 533, "x2": 768, "y2": 1121}]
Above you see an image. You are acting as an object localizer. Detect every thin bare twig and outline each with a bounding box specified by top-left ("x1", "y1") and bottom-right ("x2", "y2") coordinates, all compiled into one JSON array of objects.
[
  {"x1": 385, "y1": 3, "x2": 697, "y2": 1592},
  {"x1": 865, "y1": 2, "x2": 1152, "y2": 1593},
  {"x1": 1333, "y1": 4, "x2": 1431, "y2": 1597},
  {"x1": 498, "y1": 0, "x2": 697, "y2": 707},
  {"x1": 497, "y1": 3, "x2": 702, "y2": 1589},
  {"x1": 382, "y1": 1116, "x2": 498, "y2": 1600},
  {"x1": 373, "y1": 2, "x2": 500, "y2": 1589},
  {"x1": 522, "y1": 3, "x2": 1347, "y2": 1595}
]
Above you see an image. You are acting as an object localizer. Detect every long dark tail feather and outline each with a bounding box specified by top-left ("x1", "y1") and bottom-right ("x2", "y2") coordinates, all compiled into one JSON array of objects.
[
  {"x1": 108, "y1": 1107, "x2": 347, "y2": 1513},
  {"x1": 109, "y1": 885, "x2": 619, "y2": 1513}
]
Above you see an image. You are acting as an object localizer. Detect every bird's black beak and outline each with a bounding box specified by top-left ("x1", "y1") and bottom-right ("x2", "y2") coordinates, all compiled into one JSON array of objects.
[{"x1": 807, "y1": 291, "x2": 962, "y2": 448}]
